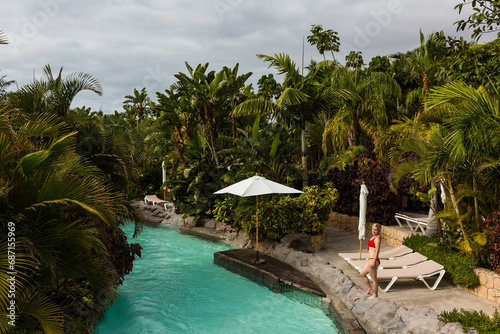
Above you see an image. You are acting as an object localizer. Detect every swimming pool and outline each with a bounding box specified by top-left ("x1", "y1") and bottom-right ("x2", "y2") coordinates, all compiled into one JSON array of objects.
[{"x1": 94, "y1": 223, "x2": 341, "y2": 333}]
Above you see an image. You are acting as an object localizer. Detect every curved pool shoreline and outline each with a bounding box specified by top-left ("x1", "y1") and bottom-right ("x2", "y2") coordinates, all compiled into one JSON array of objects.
[
  {"x1": 133, "y1": 200, "x2": 467, "y2": 334},
  {"x1": 97, "y1": 220, "x2": 340, "y2": 333}
]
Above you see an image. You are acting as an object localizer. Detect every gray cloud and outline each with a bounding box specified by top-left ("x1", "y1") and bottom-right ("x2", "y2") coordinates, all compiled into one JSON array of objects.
[{"x1": 1, "y1": 0, "x2": 494, "y2": 113}]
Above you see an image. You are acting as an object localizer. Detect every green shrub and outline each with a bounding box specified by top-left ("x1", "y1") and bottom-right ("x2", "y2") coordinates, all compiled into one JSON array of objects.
[
  {"x1": 210, "y1": 195, "x2": 239, "y2": 225},
  {"x1": 258, "y1": 182, "x2": 339, "y2": 240},
  {"x1": 403, "y1": 234, "x2": 480, "y2": 288},
  {"x1": 439, "y1": 308, "x2": 500, "y2": 333}
]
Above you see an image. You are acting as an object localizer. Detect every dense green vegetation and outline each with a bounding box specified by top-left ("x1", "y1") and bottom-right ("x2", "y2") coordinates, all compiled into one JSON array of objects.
[
  {"x1": 0, "y1": 68, "x2": 146, "y2": 332},
  {"x1": 403, "y1": 234, "x2": 480, "y2": 288},
  {"x1": 440, "y1": 309, "x2": 500, "y2": 334},
  {"x1": 1, "y1": 4, "x2": 500, "y2": 332}
]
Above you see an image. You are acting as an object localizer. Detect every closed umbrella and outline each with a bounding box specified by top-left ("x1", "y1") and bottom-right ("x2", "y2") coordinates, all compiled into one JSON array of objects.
[
  {"x1": 162, "y1": 161, "x2": 167, "y2": 200},
  {"x1": 214, "y1": 174, "x2": 303, "y2": 264},
  {"x1": 358, "y1": 182, "x2": 369, "y2": 260}
]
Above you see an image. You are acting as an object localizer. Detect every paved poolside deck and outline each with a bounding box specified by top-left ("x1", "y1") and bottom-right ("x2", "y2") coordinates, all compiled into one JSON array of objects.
[{"x1": 317, "y1": 227, "x2": 499, "y2": 316}]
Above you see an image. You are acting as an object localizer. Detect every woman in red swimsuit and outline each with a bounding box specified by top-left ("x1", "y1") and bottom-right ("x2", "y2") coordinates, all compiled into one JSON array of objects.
[{"x1": 360, "y1": 223, "x2": 381, "y2": 299}]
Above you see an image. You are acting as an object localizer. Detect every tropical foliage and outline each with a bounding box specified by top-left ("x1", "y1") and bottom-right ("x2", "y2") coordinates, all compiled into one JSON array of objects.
[
  {"x1": 2, "y1": 7, "x2": 500, "y2": 330},
  {"x1": 403, "y1": 234, "x2": 480, "y2": 288},
  {"x1": 258, "y1": 183, "x2": 338, "y2": 240},
  {"x1": 440, "y1": 308, "x2": 500, "y2": 334},
  {"x1": 0, "y1": 67, "x2": 144, "y2": 333},
  {"x1": 454, "y1": 0, "x2": 500, "y2": 40}
]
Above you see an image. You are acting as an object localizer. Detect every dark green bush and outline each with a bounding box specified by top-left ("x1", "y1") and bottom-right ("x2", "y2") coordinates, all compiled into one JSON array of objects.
[
  {"x1": 403, "y1": 234, "x2": 480, "y2": 288},
  {"x1": 358, "y1": 160, "x2": 400, "y2": 225},
  {"x1": 483, "y1": 211, "x2": 500, "y2": 275},
  {"x1": 439, "y1": 308, "x2": 500, "y2": 333},
  {"x1": 317, "y1": 161, "x2": 358, "y2": 216},
  {"x1": 317, "y1": 155, "x2": 401, "y2": 226},
  {"x1": 128, "y1": 158, "x2": 163, "y2": 199}
]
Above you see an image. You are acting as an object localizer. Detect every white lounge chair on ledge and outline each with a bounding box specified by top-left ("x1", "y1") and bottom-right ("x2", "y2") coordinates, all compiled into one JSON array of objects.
[
  {"x1": 339, "y1": 245, "x2": 412, "y2": 261},
  {"x1": 369, "y1": 260, "x2": 446, "y2": 292},
  {"x1": 144, "y1": 195, "x2": 167, "y2": 206},
  {"x1": 394, "y1": 213, "x2": 430, "y2": 234},
  {"x1": 348, "y1": 252, "x2": 427, "y2": 270}
]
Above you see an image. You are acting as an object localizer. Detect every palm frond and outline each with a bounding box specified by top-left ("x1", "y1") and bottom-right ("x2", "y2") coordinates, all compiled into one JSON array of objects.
[
  {"x1": 322, "y1": 111, "x2": 351, "y2": 154},
  {"x1": 0, "y1": 30, "x2": 8, "y2": 44},
  {"x1": 390, "y1": 160, "x2": 421, "y2": 191},
  {"x1": 275, "y1": 87, "x2": 309, "y2": 107},
  {"x1": 232, "y1": 98, "x2": 276, "y2": 117},
  {"x1": 257, "y1": 53, "x2": 300, "y2": 80},
  {"x1": 18, "y1": 290, "x2": 64, "y2": 334}
]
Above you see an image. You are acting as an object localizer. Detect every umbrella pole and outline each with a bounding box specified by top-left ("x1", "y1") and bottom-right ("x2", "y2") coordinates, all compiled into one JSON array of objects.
[
  {"x1": 254, "y1": 195, "x2": 265, "y2": 264},
  {"x1": 256, "y1": 195, "x2": 259, "y2": 257},
  {"x1": 359, "y1": 240, "x2": 362, "y2": 260}
]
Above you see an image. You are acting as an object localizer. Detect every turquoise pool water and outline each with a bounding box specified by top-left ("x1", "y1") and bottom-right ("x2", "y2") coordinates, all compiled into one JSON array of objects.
[{"x1": 94, "y1": 224, "x2": 341, "y2": 334}]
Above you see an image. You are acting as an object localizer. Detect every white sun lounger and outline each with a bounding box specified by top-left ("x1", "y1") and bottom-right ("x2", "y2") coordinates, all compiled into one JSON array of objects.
[
  {"x1": 394, "y1": 213, "x2": 429, "y2": 234},
  {"x1": 144, "y1": 195, "x2": 167, "y2": 205},
  {"x1": 369, "y1": 260, "x2": 446, "y2": 292},
  {"x1": 348, "y1": 252, "x2": 427, "y2": 270},
  {"x1": 339, "y1": 245, "x2": 412, "y2": 261}
]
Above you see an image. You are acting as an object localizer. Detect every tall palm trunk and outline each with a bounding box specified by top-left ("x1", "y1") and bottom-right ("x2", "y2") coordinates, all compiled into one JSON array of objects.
[
  {"x1": 446, "y1": 178, "x2": 459, "y2": 214},
  {"x1": 347, "y1": 119, "x2": 359, "y2": 147},
  {"x1": 232, "y1": 116, "x2": 237, "y2": 138},
  {"x1": 423, "y1": 73, "x2": 429, "y2": 110},
  {"x1": 473, "y1": 175, "x2": 479, "y2": 229},
  {"x1": 174, "y1": 127, "x2": 188, "y2": 169}
]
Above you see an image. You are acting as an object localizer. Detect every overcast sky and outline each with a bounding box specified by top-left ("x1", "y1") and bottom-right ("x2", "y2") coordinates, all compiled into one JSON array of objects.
[{"x1": 1, "y1": 0, "x2": 494, "y2": 113}]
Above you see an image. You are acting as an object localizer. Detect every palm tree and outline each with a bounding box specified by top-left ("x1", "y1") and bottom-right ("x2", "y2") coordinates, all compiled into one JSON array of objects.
[
  {"x1": 0, "y1": 109, "x2": 135, "y2": 333},
  {"x1": 173, "y1": 63, "x2": 224, "y2": 167},
  {"x1": 427, "y1": 82, "x2": 500, "y2": 217},
  {"x1": 156, "y1": 88, "x2": 193, "y2": 169},
  {"x1": 218, "y1": 64, "x2": 253, "y2": 138},
  {"x1": 0, "y1": 72, "x2": 15, "y2": 98},
  {"x1": 406, "y1": 31, "x2": 446, "y2": 111},
  {"x1": 388, "y1": 81, "x2": 500, "y2": 254},
  {"x1": 123, "y1": 87, "x2": 152, "y2": 124},
  {"x1": 233, "y1": 53, "x2": 330, "y2": 188},
  {"x1": 173, "y1": 62, "x2": 252, "y2": 167},
  {"x1": 7, "y1": 65, "x2": 102, "y2": 117},
  {"x1": 399, "y1": 31, "x2": 448, "y2": 213},
  {"x1": 322, "y1": 66, "x2": 401, "y2": 154}
]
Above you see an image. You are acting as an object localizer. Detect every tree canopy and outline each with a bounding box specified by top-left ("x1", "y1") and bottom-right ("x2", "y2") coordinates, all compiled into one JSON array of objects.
[{"x1": 455, "y1": 0, "x2": 500, "y2": 40}]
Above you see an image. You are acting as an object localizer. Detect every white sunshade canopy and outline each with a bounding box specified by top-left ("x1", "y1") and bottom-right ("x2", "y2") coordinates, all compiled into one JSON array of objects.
[{"x1": 214, "y1": 175, "x2": 303, "y2": 197}]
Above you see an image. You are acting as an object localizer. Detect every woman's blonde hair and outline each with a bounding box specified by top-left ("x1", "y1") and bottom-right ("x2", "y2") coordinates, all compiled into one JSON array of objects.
[{"x1": 372, "y1": 223, "x2": 381, "y2": 231}]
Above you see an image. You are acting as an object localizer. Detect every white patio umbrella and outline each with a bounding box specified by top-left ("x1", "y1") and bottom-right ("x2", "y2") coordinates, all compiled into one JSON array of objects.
[
  {"x1": 214, "y1": 174, "x2": 303, "y2": 263},
  {"x1": 358, "y1": 182, "x2": 369, "y2": 260}
]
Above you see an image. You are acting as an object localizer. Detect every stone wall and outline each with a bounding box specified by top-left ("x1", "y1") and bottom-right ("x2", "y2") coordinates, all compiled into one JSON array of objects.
[
  {"x1": 326, "y1": 212, "x2": 416, "y2": 247},
  {"x1": 462, "y1": 268, "x2": 500, "y2": 304},
  {"x1": 327, "y1": 212, "x2": 359, "y2": 232}
]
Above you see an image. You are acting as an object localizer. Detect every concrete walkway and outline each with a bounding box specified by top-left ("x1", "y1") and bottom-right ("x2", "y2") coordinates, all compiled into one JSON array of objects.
[{"x1": 317, "y1": 227, "x2": 499, "y2": 316}]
